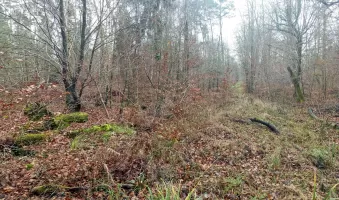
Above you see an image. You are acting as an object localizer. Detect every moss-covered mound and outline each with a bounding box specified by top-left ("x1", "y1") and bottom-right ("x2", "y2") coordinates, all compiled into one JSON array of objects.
[
  {"x1": 24, "y1": 102, "x2": 52, "y2": 121},
  {"x1": 24, "y1": 112, "x2": 89, "y2": 131},
  {"x1": 67, "y1": 123, "x2": 135, "y2": 138},
  {"x1": 15, "y1": 133, "x2": 48, "y2": 146},
  {"x1": 53, "y1": 112, "x2": 89, "y2": 129}
]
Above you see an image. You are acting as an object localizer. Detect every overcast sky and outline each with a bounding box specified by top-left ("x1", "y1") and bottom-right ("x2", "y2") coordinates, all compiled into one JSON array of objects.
[{"x1": 223, "y1": 0, "x2": 247, "y2": 53}]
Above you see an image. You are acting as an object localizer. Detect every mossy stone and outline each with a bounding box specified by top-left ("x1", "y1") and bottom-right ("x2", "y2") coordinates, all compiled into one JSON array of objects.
[
  {"x1": 53, "y1": 112, "x2": 88, "y2": 129},
  {"x1": 54, "y1": 112, "x2": 88, "y2": 123},
  {"x1": 67, "y1": 123, "x2": 135, "y2": 138}
]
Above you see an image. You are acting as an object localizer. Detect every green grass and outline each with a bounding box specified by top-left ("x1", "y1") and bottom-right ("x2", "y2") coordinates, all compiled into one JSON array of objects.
[
  {"x1": 147, "y1": 182, "x2": 196, "y2": 200},
  {"x1": 308, "y1": 147, "x2": 333, "y2": 169},
  {"x1": 223, "y1": 176, "x2": 243, "y2": 194},
  {"x1": 325, "y1": 183, "x2": 339, "y2": 199},
  {"x1": 70, "y1": 135, "x2": 85, "y2": 150},
  {"x1": 268, "y1": 147, "x2": 281, "y2": 169},
  {"x1": 26, "y1": 163, "x2": 34, "y2": 170}
]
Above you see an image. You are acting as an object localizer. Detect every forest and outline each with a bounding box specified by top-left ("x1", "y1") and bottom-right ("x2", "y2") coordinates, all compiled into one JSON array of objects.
[{"x1": 0, "y1": 0, "x2": 338, "y2": 199}]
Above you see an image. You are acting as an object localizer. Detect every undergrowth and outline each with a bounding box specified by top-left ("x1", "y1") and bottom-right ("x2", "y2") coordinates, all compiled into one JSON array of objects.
[{"x1": 1, "y1": 91, "x2": 338, "y2": 199}]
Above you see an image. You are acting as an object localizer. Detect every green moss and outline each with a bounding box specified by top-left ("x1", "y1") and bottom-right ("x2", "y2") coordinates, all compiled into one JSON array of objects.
[
  {"x1": 54, "y1": 112, "x2": 88, "y2": 123},
  {"x1": 83, "y1": 125, "x2": 101, "y2": 133},
  {"x1": 43, "y1": 119, "x2": 58, "y2": 130},
  {"x1": 109, "y1": 124, "x2": 135, "y2": 135},
  {"x1": 55, "y1": 121, "x2": 71, "y2": 130},
  {"x1": 67, "y1": 123, "x2": 135, "y2": 138},
  {"x1": 70, "y1": 135, "x2": 84, "y2": 150},
  {"x1": 102, "y1": 132, "x2": 113, "y2": 142},
  {"x1": 24, "y1": 103, "x2": 52, "y2": 121},
  {"x1": 22, "y1": 111, "x2": 88, "y2": 131},
  {"x1": 15, "y1": 133, "x2": 48, "y2": 146},
  {"x1": 53, "y1": 112, "x2": 88, "y2": 129}
]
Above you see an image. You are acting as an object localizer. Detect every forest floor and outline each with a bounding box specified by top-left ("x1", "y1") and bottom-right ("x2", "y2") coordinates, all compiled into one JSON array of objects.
[{"x1": 0, "y1": 85, "x2": 338, "y2": 199}]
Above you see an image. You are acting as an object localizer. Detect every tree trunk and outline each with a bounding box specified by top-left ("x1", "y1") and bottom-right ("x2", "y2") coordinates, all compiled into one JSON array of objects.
[
  {"x1": 183, "y1": 0, "x2": 189, "y2": 85},
  {"x1": 59, "y1": 0, "x2": 83, "y2": 112},
  {"x1": 65, "y1": 82, "x2": 81, "y2": 112},
  {"x1": 321, "y1": 8, "x2": 328, "y2": 99},
  {"x1": 287, "y1": 66, "x2": 304, "y2": 102}
]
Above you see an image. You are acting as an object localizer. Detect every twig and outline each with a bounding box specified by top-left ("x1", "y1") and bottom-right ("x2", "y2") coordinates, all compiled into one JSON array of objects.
[
  {"x1": 90, "y1": 73, "x2": 110, "y2": 119},
  {"x1": 103, "y1": 164, "x2": 115, "y2": 186}
]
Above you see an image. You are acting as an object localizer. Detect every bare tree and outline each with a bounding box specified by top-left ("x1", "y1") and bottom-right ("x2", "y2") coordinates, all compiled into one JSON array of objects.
[
  {"x1": 270, "y1": 0, "x2": 316, "y2": 102},
  {"x1": 237, "y1": 0, "x2": 261, "y2": 94},
  {"x1": 0, "y1": 0, "x2": 119, "y2": 111},
  {"x1": 318, "y1": 0, "x2": 339, "y2": 6}
]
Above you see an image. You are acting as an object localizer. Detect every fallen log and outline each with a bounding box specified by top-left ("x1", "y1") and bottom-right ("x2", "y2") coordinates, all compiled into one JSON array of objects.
[
  {"x1": 249, "y1": 118, "x2": 280, "y2": 134},
  {"x1": 233, "y1": 118, "x2": 280, "y2": 134}
]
